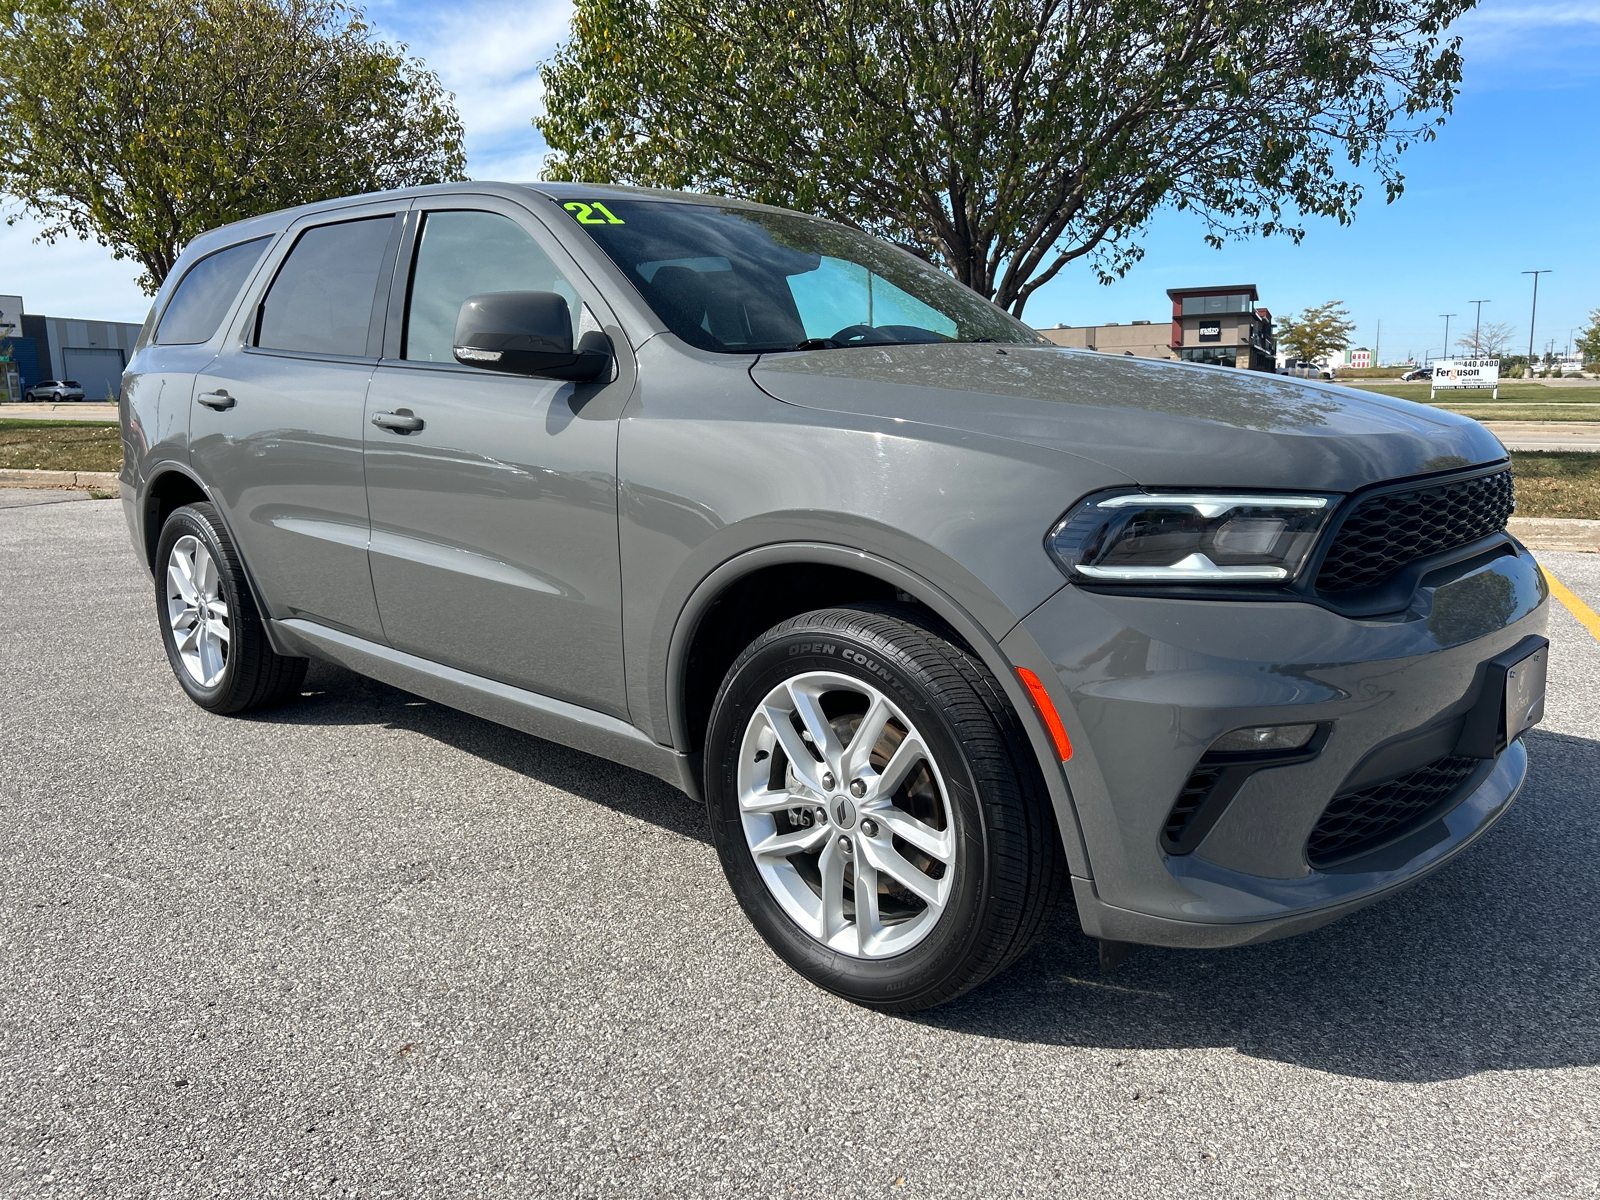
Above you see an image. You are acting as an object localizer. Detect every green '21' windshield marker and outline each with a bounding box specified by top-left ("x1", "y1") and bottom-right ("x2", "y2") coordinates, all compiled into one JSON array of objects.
[{"x1": 564, "y1": 201, "x2": 625, "y2": 225}]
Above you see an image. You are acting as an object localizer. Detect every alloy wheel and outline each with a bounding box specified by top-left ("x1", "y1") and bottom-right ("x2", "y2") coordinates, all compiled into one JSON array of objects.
[
  {"x1": 165, "y1": 535, "x2": 230, "y2": 687},
  {"x1": 736, "y1": 671, "x2": 955, "y2": 957}
]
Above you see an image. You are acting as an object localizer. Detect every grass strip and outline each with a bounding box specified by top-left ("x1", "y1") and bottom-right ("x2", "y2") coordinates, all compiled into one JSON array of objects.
[
  {"x1": 1510, "y1": 451, "x2": 1600, "y2": 521},
  {"x1": 1431, "y1": 406, "x2": 1600, "y2": 423},
  {"x1": 0, "y1": 421, "x2": 123, "y2": 473},
  {"x1": 1352, "y1": 383, "x2": 1600, "y2": 404}
]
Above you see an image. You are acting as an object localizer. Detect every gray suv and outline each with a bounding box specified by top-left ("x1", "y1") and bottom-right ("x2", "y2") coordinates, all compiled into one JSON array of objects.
[
  {"x1": 25, "y1": 379, "x2": 85, "y2": 402},
  {"x1": 119, "y1": 183, "x2": 1549, "y2": 1011}
]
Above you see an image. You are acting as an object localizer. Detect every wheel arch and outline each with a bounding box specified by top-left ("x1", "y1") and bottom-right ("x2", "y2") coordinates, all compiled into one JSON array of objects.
[
  {"x1": 665, "y1": 542, "x2": 1090, "y2": 876},
  {"x1": 139, "y1": 465, "x2": 296, "y2": 658}
]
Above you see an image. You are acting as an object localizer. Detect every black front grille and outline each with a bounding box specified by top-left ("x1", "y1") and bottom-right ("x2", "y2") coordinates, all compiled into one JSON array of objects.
[
  {"x1": 1315, "y1": 469, "x2": 1514, "y2": 593},
  {"x1": 1306, "y1": 755, "x2": 1481, "y2": 867}
]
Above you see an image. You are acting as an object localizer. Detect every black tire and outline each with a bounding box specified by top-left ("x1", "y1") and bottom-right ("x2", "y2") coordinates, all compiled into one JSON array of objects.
[
  {"x1": 704, "y1": 603, "x2": 1066, "y2": 1012},
  {"x1": 154, "y1": 502, "x2": 307, "y2": 714}
]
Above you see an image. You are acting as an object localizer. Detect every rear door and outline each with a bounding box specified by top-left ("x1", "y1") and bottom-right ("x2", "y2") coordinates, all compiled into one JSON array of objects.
[
  {"x1": 192, "y1": 201, "x2": 405, "y2": 641},
  {"x1": 362, "y1": 197, "x2": 631, "y2": 716}
]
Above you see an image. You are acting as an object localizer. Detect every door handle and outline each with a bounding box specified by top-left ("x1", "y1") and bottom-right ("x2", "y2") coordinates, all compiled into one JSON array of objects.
[
  {"x1": 371, "y1": 410, "x2": 425, "y2": 433},
  {"x1": 197, "y1": 389, "x2": 235, "y2": 410}
]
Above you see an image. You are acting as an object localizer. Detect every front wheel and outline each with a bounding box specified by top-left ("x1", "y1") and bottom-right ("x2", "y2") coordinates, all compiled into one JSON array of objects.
[
  {"x1": 705, "y1": 604, "x2": 1065, "y2": 1012},
  {"x1": 154, "y1": 502, "x2": 307, "y2": 714}
]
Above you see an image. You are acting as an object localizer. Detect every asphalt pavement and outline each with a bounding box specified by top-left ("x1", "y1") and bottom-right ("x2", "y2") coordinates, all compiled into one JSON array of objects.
[{"x1": 2, "y1": 498, "x2": 1598, "y2": 1199}]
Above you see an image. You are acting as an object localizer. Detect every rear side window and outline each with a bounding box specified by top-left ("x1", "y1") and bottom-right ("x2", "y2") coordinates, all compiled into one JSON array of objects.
[
  {"x1": 154, "y1": 237, "x2": 271, "y2": 345},
  {"x1": 256, "y1": 216, "x2": 396, "y2": 356},
  {"x1": 403, "y1": 210, "x2": 579, "y2": 363}
]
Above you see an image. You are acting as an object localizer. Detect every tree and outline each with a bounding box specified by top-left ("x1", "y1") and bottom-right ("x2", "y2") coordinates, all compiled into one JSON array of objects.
[
  {"x1": 1454, "y1": 320, "x2": 1515, "y2": 358},
  {"x1": 1276, "y1": 301, "x2": 1356, "y2": 365},
  {"x1": 0, "y1": 0, "x2": 466, "y2": 293},
  {"x1": 1577, "y1": 307, "x2": 1600, "y2": 366},
  {"x1": 538, "y1": 0, "x2": 1475, "y2": 317}
]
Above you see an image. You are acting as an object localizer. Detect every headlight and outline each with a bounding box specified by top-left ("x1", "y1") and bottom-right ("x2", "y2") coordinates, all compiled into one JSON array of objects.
[{"x1": 1047, "y1": 490, "x2": 1337, "y2": 584}]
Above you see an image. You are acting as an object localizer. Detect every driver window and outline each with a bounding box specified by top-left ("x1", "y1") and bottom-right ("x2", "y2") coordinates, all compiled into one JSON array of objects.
[
  {"x1": 404, "y1": 210, "x2": 580, "y2": 363},
  {"x1": 787, "y1": 257, "x2": 957, "y2": 341}
]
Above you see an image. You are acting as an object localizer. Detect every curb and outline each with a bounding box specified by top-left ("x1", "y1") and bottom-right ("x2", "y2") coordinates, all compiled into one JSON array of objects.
[
  {"x1": 0, "y1": 469, "x2": 121, "y2": 492},
  {"x1": 1510, "y1": 517, "x2": 1600, "y2": 554}
]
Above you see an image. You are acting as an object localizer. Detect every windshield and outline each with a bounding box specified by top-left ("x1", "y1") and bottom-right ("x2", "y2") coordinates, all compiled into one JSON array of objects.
[{"x1": 556, "y1": 197, "x2": 1043, "y2": 354}]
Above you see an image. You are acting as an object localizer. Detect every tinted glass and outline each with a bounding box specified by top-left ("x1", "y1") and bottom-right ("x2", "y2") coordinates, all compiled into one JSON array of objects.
[
  {"x1": 560, "y1": 198, "x2": 1040, "y2": 353},
  {"x1": 256, "y1": 216, "x2": 395, "y2": 356},
  {"x1": 404, "y1": 211, "x2": 579, "y2": 363},
  {"x1": 154, "y1": 237, "x2": 271, "y2": 345}
]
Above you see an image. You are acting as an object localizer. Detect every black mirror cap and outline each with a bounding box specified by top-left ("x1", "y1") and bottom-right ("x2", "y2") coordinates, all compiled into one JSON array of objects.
[{"x1": 452, "y1": 291, "x2": 610, "y2": 382}]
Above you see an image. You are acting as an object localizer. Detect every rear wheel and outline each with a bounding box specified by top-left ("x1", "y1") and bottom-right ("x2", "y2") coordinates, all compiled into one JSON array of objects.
[
  {"x1": 705, "y1": 604, "x2": 1065, "y2": 1011},
  {"x1": 154, "y1": 502, "x2": 307, "y2": 714}
]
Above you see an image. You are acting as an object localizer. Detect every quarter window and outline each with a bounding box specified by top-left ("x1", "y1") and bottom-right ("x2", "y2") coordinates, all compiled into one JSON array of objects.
[
  {"x1": 154, "y1": 237, "x2": 271, "y2": 345},
  {"x1": 404, "y1": 210, "x2": 579, "y2": 363},
  {"x1": 256, "y1": 216, "x2": 396, "y2": 357}
]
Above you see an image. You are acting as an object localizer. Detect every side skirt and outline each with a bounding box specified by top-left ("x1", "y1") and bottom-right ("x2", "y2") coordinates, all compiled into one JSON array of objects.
[{"x1": 270, "y1": 618, "x2": 700, "y2": 800}]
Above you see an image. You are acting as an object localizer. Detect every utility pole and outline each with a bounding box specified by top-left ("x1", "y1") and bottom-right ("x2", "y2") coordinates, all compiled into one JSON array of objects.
[
  {"x1": 1440, "y1": 314, "x2": 1456, "y2": 360},
  {"x1": 1523, "y1": 270, "x2": 1551, "y2": 368},
  {"x1": 1374, "y1": 320, "x2": 1380, "y2": 367},
  {"x1": 1468, "y1": 300, "x2": 1490, "y2": 355}
]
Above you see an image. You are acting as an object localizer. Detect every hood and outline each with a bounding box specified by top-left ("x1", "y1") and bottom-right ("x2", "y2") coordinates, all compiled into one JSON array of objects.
[{"x1": 751, "y1": 344, "x2": 1506, "y2": 491}]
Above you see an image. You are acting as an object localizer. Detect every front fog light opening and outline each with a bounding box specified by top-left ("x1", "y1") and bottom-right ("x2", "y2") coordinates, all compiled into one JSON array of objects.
[
  {"x1": 1048, "y1": 490, "x2": 1337, "y2": 585},
  {"x1": 1210, "y1": 723, "x2": 1318, "y2": 754},
  {"x1": 1161, "y1": 722, "x2": 1332, "y2": 855}
]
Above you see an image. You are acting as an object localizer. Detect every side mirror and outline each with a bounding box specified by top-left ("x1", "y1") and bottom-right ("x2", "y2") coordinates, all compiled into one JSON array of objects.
[{"x1": 452, "y1": 291, "x2": 610, "y2": 382}]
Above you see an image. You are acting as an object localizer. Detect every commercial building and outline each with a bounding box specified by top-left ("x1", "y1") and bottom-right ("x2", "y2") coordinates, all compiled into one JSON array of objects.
[
  {"x1": 1037, "y1": 319, "x2": 1176, "y2": 360},
  {"x1": 1038, "y1": 283, "x2": 1276, "y2": 371},
  {"x1": 0, "y1": 293, "x2": 144, "y2": 401}
]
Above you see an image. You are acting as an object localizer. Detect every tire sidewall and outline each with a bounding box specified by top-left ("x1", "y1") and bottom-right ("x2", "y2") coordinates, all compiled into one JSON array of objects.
[
  {"x1": 154, "y1": 504, "x2": 242, "y2": 709},
  {"x1": 706, "y1": 619, "x2": 992, "y2": 1007}
]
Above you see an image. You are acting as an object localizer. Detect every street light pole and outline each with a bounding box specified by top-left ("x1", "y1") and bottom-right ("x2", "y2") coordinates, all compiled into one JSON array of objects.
[
  {"x1": 1523, "y1": 270, "x2": 1551, "y2": 369},
  {"x1": 1468, "y1": 299, "x2": 1490, "y2": 355},
  {"x1": 1440, "y1": 314, "x2": 1456, "y2": 359}
]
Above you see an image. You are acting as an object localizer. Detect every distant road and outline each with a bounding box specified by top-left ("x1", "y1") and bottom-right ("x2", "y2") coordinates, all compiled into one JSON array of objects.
[{"x1": 1485, "y1": 422, "x2": 1600, "y2": 452}]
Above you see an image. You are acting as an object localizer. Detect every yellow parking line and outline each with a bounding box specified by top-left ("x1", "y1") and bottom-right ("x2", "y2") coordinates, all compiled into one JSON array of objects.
[{"x1": 1541, "y1": 564, "x2": 1600, "y2": 643}]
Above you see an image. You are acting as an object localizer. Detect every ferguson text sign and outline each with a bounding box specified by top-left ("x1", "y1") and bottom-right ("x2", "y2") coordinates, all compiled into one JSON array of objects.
[{"x1": 1431, "y1": 359, "x2": 1500, "y2": 398}]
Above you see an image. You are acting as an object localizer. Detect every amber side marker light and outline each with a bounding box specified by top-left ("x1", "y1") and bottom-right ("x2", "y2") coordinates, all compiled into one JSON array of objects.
[{"x1": 1017, "y1": 668, "x2": 1073, "y2": 761}]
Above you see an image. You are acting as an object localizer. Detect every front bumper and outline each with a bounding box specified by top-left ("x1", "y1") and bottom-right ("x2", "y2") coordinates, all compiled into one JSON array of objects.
[{"x1": 1003, "y1": 541, "x2": 1549, "y2": 949}]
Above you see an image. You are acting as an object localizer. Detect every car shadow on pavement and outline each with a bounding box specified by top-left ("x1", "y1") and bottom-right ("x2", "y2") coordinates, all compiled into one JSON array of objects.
[
  {"x1": 246, "y1": 659, "x2": 711, "y2": 845},
  {"x1": 914, "y1": 727, "x2": 1600, "y2": 1083},
  {"x1": 250, "y1": 663, "x2": 1598, "y2": 1084}
]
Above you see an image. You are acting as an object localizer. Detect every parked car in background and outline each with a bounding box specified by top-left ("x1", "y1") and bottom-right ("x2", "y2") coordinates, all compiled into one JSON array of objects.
[
  {"x1": 24, "y1": 379, "x2": 85, "y2": 402},
  {"x1": 1402, "y1": 367, "x2": 1433, "y2": 381},
  {"x1": 119, "y1": 182, "x2": 1549, "y2": 1012}
]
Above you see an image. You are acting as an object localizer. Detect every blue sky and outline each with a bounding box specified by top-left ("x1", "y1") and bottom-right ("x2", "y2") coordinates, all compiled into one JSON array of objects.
[{"x1": 3, "y1": 0, "x2": 1596, "y2": 362}]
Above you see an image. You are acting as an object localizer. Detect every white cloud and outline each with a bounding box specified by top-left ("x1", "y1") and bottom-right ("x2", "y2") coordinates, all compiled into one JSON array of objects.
[{"x1": 369, "y1": 0, "x2": 574, "y2": 178}]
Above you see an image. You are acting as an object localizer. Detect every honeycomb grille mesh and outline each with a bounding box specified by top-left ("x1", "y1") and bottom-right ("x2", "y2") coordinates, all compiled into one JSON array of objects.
[
  {"x1": 1306, "y1": 755, "x2": 1481, "y2": 868},
  {"x1": 1315, "y1": 470, "x2": 1514, "y2": 593}
]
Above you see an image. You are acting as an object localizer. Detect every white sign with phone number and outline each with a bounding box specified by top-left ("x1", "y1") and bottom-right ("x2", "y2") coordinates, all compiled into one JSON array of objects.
[{"x1": 1431, "y1": 358, "x2": 1500, "y2": 398}]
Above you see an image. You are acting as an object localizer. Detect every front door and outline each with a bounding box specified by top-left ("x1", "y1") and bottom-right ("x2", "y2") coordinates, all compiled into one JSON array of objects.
[
  {"x1": 191, "y1": 203, "x2": 404, "y2": 641},
  {"x1": 363, "y1": 200, "x2": 631, "y2": 717}
]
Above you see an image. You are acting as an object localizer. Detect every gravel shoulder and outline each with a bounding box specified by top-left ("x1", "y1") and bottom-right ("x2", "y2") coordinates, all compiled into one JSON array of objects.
[{"x1": 2, "y1": 501, "x2": 1597, "y2": 1199}]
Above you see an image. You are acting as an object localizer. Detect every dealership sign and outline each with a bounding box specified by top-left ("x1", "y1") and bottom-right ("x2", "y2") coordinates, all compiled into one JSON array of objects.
[{"x1": 1430, "y1": 358, "x2": 1500, "y2": 398}]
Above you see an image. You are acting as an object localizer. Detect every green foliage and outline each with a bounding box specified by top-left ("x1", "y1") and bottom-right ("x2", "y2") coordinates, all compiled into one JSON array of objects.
[
  {"x1": 538, "y1": 0, "x2": 1476, "y2": 315},
  {"x1": 0, "y1": 0, "x2": 467, "y2": 292},
  {"x1": 1276, "y1": 301, "x2": 1357, "y2": 365},
  {"x1": 1577, "y1": 307, "x2": 1600, "y2": 366}
]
